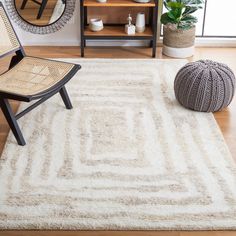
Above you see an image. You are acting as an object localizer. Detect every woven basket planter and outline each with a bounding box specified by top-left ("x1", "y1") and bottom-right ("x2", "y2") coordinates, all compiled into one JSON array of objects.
[
  {"x1": 162, "y1": 25, "x2": 196, "y2": 58},
  {"x1": 174, "y1": 60, "x2": 236, "y2": 112}
]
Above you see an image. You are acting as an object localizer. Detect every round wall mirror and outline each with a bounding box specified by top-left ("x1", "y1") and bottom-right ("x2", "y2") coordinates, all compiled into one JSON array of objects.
[{"x1": 5, "y1": 0, "x2": 76, "y2": 34}]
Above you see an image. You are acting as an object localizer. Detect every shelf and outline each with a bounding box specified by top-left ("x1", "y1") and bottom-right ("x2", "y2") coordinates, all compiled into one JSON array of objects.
[
  {"x1": 83, "y1": 0, "x2": 156, "y2": 7},
  {"x1": 84, "y1": 26, "x2": 153, "y2": 37}
]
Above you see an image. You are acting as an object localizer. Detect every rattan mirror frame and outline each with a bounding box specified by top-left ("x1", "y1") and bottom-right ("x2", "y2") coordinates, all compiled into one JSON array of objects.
[{"x1": 4, "y1": 0, "x2": 76, "y2": 34}]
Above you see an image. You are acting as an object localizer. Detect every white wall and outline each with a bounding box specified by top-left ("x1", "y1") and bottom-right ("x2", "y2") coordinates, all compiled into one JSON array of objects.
[{"x1": 3, "y1": 0, "x2": 81, "y2": 46}]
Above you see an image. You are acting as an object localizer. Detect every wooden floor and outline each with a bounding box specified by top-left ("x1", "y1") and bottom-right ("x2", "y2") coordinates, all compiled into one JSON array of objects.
[{"x1": 0, "y1": 46, "x2": 236, "y2": 236}]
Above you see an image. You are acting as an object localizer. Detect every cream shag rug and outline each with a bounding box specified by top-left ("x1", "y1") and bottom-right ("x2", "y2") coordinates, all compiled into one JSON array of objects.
[{"x1": 0, "y1": 59, "x2": 236, "y2": 230}]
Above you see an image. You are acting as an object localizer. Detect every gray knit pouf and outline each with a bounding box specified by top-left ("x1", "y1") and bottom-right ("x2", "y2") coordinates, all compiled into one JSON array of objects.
[{"x1": 174, "y1": 60, "x2": 236, "y2": 112}]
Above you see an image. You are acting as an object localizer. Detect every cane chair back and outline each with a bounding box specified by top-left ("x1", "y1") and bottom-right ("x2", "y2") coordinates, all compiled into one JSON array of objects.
[{"x1": 0, "y1": 3, "x2": 20, "y2": 58}]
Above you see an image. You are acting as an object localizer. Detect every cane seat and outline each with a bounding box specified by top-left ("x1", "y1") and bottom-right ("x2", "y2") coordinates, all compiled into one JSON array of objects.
[{"x1": 0, "y1": 57, "x2": 75, "y2": 97}]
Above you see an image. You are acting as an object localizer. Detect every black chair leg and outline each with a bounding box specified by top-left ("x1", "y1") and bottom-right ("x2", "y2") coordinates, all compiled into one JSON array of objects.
[
  {"x1": 37, "y1": 0, "x2": 48, "y2": 19},
  {"x1": 21, "y1": 0, "x2": 28, "y2": 9},
  {"x1": 0, "y1": 99, "x2": 26, "y2": 146},
  {"x1": 9, "y1": 53, "x2": 24, "y2": 70},
  {"x1": 59, "y1": 86, "x2": 73, "y2": 109}
]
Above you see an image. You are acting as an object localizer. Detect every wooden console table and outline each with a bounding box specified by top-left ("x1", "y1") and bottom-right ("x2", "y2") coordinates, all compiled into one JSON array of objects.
[{"x1": 80, "y1": 0, "x2": 158, "y2": 57}]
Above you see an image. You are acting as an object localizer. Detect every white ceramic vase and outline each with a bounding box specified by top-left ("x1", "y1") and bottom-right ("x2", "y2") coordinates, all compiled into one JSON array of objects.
[{"x1": 135, "y1": 12, "x2": 145, "y2": 33}]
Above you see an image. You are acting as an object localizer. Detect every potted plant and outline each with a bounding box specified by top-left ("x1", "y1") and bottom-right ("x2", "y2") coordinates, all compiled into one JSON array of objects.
[{"x1": 161, "y1": 0, "x2": 204, "y2": 58}]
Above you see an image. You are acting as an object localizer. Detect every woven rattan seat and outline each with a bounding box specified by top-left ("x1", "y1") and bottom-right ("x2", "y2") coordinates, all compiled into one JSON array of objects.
[
  {"x1": 0, "y1": 57, "x2": 74, "y2": 96},
  {"x1": 0, "y1": 2, "x2": 81, "y2": 146}
]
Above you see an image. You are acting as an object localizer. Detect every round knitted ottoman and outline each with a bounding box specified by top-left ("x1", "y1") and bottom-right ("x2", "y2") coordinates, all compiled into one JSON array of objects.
[{"x1": 174, "y1": 60, "x2": 236, "y2": 112}]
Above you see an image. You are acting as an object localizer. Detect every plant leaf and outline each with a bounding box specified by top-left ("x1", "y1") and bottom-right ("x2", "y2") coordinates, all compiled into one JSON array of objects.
[
  {"x1": 183, "y1": 6, "x2": 198, "y2": 15},
  {"x1": 181, "y1": 15, "x2": 198, "y2": 23},
  {"x1": 162, "y1": 0, "x2": 204, "y2": 27},
  {"x1": 167, "y1": 1, "x2": 185, "y2": 9},
  {"x1": 161, "y1": 12, "x2": 176, "y2": 25},
  {"x1": 168, "y1": 8, "x2": 183, "y2": 20}
]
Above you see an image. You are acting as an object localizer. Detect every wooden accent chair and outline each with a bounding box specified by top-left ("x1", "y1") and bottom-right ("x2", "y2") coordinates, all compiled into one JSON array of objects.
[
  {"x1": 0, "y1": 2, "x2": 81, "y2": 146},
  {"x1": 21, "y1": 0, "x2": 49, "y2": 19},
  {"x1": 21, "y1": 0, "x2": 66, "y2": 20}
]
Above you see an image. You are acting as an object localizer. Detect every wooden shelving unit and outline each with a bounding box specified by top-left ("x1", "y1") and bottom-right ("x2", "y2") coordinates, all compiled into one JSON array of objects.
[{"x1": 80, "y1": 0, "x2": 158, "y2": 57}]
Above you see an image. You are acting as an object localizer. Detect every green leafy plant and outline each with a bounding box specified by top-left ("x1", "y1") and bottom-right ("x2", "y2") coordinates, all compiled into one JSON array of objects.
[{"x1": 161, "y1": 0, "x2": 204, "y2": 30}]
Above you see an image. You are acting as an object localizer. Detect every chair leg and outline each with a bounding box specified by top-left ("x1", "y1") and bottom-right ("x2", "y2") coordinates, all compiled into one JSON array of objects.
[
  {"x1": 0, "y1": 99, "x2": 26, "y2": 146},
  {"x1": 59, "y1": 86, "x2": 73, "y2": 109},
  {"x1": 37, "y1": 0, "x2": 48, "y2": 19},
  {"x1": 9, "y1": 53, "x2": 24, "y2": 70},
  {"x1": 21, "y1": 0, "x2": 28, "y2": 9}
]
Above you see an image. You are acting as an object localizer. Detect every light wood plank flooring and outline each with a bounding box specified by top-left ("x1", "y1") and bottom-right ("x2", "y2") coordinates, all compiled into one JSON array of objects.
[{"x1": 0, "y1": 46, "x2": 236, "y2": 236}]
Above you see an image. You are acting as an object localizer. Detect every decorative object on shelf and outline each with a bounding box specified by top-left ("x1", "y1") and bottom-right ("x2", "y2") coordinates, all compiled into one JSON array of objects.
[
  {"x1": 125, "y1": 13, "x2": 135, "y2": 35},
  {"x1": 161, "y1": 0, "x2": 204, "y2": 58},
  {"x1": 97, "y1": 0, "x2": 107, "y2": 3},
  {"x1": 5, "y1": 0, "x2": 76, "y2": 34},
  {"x1": 174, "y1": 60, "x2": 236, "y2": 112},
  {"x1": 134, "y1": 0, "x2": 151, "y2": 3},
  {"x1": 135, "y1": 12, "x2": 145, "y2": 33},
  {"x1": 89, "y1": 18, "x2": 104, "y2": 31}
]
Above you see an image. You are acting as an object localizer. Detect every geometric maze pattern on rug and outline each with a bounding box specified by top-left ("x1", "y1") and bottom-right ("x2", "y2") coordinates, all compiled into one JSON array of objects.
[{"x1": 0, "y1": 59, "x2": 236, "y2": 230}]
